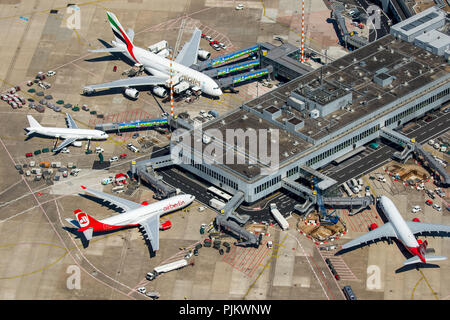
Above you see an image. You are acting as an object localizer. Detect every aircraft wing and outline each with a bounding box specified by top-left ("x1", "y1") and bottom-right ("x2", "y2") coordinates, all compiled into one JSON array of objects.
[
  {"x1": 81, "y1": 186, "x2": 141, "y2": 212},
  {"x1": 175, "y1": 28, "x2": 201, "y2": 67},
  {"x1": 341, "y1": 222, "x2": 397, "y2": 250},
  {"x1": 53, "y1": 137, "x2": 78, "y2": 152},
  {"x1": 66, "y1": 113, "x2": 78, "y2": 129},
  {"x1": 139, "y1": 215, "x2": 160, "y2": 251},
  {"x1": 84, "y1": 75, "x2": 168, "y2": 92},
  {"x1": 406, "y1": 221, "x2": 450, "y2": 236},
  {"x1": 89, "y1": 47, "x2": 127, "y2": 53}
]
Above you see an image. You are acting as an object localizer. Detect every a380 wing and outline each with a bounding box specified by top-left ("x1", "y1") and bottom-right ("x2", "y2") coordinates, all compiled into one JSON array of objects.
[
  {"x1": 83, "y1": 76, "x2": 168, "y2": 92},
  {"x1": 81, "y1": 186, "x2": 141, "y2": 212},
  {"x1": 341, "y1": 222, "x2": 397, "y2": 250}
]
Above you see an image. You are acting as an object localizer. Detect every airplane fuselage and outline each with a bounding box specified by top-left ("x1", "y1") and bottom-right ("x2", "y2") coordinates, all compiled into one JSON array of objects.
[
  {"x1": 27, "y1": 126, "x2": 108, "y2": 140},
  {"x1": 377, "y1": 196, "x2": 424, "y2": 261},
  {"x1": 100, "y1": 194, "x2": 195, "y2": 227},
  {"x1": 113, "y1": 41, "x2": 222, "y2": 97}
]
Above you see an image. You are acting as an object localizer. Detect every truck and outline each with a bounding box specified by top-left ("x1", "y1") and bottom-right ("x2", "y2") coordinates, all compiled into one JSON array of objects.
[
  {"x1": 173, "y1": 81, "x2": 190, "y2": 94},
  {"x1": 147, "y1": 40, "x2": 168, "y2": 54},
  {"x1": 209, "y1": 198, "x2": 226, "y2": 210},
  {"x1": 269, "y1": 203, "x2": 289, "y2": 230},
  {"x1": 146, "y1": 259, "x2": 188, "y2": 281}
]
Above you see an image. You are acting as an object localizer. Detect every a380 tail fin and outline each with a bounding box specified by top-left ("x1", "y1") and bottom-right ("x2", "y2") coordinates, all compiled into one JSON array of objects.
[{"x1": 106, "y1": 11, "x2": 133, "y2": 47}]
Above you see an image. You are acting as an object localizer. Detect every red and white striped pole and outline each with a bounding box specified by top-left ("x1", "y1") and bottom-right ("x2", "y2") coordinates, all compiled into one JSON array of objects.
[
  {"x1": 301, "y1": 0, "x2": 305, "y2": 63},
  {"x1": 170, "y1": 53, "x2": 174, "y2": 117}
]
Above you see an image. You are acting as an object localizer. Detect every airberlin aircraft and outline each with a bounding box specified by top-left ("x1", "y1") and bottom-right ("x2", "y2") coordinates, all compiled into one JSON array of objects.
[
  {"x1": 340, "y1": 196, "x2": 450, "y2": 266},
  {"x1": 66, "y1": 186, "x2": 194, "y2": 252}
]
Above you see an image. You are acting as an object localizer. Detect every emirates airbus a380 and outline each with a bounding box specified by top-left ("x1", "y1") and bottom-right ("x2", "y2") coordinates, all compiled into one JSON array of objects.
[
  {"x1": 66, "y1": 186, "x2": 195, "y2": 252},
  {"x1": 83, "y1": 11, "x2": 222, "y2": 99},
  {"x1": 340, "y1": 196, "x2": 450, "y2": 266}
]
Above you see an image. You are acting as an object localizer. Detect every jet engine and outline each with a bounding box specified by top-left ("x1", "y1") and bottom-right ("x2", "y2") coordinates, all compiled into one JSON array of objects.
[
  {"x1": 198, "y1": 49, "x2": 211, "y2": 60},
  {"x1": 152, "y1": 86, "x2": 167, "y2": 98},
  {"x1": 124, "y1": 88, "x2": 139, "y2": 99}
]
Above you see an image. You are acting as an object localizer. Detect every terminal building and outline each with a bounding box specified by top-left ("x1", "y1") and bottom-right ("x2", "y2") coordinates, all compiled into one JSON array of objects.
[{"x1": 141, "y1": 8, "x2": 450, "y2": 207}]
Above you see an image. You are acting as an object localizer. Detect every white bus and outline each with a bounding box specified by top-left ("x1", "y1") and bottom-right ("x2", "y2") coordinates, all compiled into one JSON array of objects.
[{"x1": 207, "y1": 186, "x2": 232, "y2": 201}]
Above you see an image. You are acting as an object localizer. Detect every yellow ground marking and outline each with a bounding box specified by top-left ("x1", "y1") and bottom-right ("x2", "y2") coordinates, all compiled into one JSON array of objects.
[
  {"x1": 363, "y1": 176, "x2": 377, "y2": 198},
  {"x1": 0, "y1": 228, "x2": 130, "y2": 280},
  {"x1": 271, "y1": 242, "x2": 285, "y2": 248},
  {"x1": 0, "y1": 242, "x2": 68, "y2": 280},
  {"x1": 418, "y1": 269, "x2": 439, "y2": 300},
  {"x1": 242, "y1": 233, "x2": 288, "y2": 299},
  {"x1": 259, "y1": 0, "x2": 320, "y2": 48},
  {"x1": 411, "y1": 274, "x2": 424, "y2": 300}
]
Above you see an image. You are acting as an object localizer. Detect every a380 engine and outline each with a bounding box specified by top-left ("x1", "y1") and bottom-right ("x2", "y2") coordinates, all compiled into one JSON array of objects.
[
  {"x1": 124, "y1": 88, "x2": 139, "y2": 99},
  {"x1": 152, "y1": 86, "x2": 167, "y2": 98},
  {"x1": 198, "y1": 49, "x2": 211, "y2": 60}
]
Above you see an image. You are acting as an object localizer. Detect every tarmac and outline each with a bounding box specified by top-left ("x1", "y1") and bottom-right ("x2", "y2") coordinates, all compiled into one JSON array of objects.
[{"x1": 0, "y1": 0, "x2": 449, "y2": 301}]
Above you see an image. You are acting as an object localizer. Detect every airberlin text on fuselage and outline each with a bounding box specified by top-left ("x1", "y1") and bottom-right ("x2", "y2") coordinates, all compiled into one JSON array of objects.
[{"x1": 163, "y1": 200, "x2": 185, "y2": 211}]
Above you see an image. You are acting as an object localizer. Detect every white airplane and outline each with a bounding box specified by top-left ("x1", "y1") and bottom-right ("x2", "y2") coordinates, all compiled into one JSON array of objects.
[
  {"x1": 65, "y1": 186, "x2": 195, "y2": 252},
  {"x1": 341, "y1": 196, "x2": 450, "y2": 266},
  {"x1": 83, "y1": 11, "x2": 222, "y2": 99},
  {"x1": 25, "y1": 114, "x2": 108, "y2": 152}
]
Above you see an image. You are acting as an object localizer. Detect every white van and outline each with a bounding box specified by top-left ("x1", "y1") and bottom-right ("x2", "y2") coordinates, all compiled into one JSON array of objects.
[{"x1": 127, "y1": 143, "x2": 139, "y2": 153}]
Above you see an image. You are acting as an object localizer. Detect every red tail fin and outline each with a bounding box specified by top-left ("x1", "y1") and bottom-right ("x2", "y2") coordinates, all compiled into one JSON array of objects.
[
  {"x1": 74, "y1": 209, "x2": 114, "y2": 232},
  {"x1": 418, "y1": 240, "x2": 428, "y2": 257}
]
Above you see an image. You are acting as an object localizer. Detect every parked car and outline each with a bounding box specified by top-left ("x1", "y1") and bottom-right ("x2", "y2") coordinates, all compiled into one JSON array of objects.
[
  {"x1": 432, "y1": 204, "x2": 442, "y2": 211},
  {"x1": 109, "y1": 156, "x2": 119, "y2": 162},
  {"x1": 412, "y1": 205, "x2": 421, "y2": 213},
  {"x1": 61, "y1": 148, "x2": 70, "y2": 154},
  {"x1": 119, "y1": 153, "x2": 127, "y2": 159},
  {"x1": 425, "y1": 199, "x2": 433, "y2": 206},
  {"x1": 25, "y1": 152, "x2": 33, "y2": 158},
  {"x1": 235, "y1": 3, "x2": 244, "y2": 10},
  {"x1": 95, "y1": 147, "x2": 104, "y2": 153}
]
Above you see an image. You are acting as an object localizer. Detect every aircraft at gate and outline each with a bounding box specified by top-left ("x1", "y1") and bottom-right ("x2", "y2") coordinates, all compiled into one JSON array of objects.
[
  {"x1": 83, "y1": 11, "x2": 222, "y2": 99},
  {"x1": 25, "y1": 113, "x2": 108, "y2": 152},
  {"x1": 340, "y1": 196, "x2": 450, "y2": 266}
]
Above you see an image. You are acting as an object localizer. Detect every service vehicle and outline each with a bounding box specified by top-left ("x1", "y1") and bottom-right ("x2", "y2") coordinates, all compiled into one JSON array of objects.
[
  {"x1": 270, "y1": 203, "x2": 289, "y2": 230},
  {"x1": 433, "y1": 204, "x2": 442, "y2": 211},
  {"x1": 146, "y1": 259, "x2": 188, "y2": 281}
]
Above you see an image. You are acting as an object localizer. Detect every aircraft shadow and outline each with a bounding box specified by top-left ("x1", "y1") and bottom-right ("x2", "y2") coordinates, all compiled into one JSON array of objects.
[
  {"x1": 395, "y1": 263, "x2": 440, "y2": 274},
  {"x1": 84, "y1": 39, "x2": 136, "y2": 67}
]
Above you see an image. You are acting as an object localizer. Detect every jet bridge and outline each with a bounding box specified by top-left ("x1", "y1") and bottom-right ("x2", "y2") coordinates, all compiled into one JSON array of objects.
[
  {"x1": 380, "y1": 127, "x2": 416, "y2": 162},
  {"x1": 216, "y1": 66, "x2": 272, "y2": 89},
  {"x1": 194, "y1": 45, "x2": 260, "y2": 71},
  {"x1": 414, "y1": 143, "x2": 450, "y2": 186},
  {"x1": 215, "y1": 191, "x2": 261, "y2": 248},
  {"x1": 203, "y1": 59, "x2": 261, "y2": 78},
  {"x1": 95, "y1": 118, "x2": 168, "y2": 133}
]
